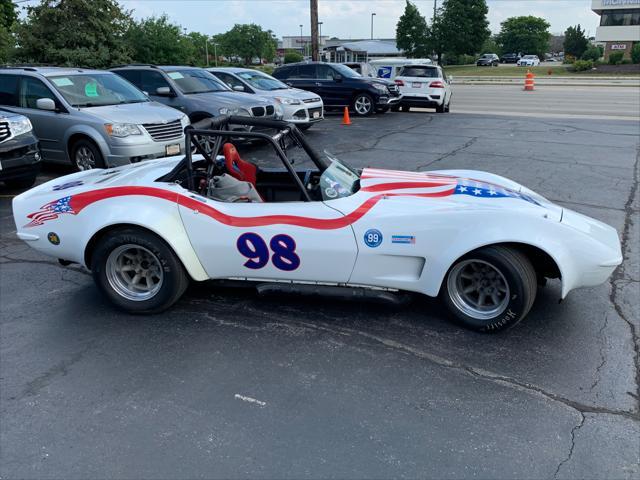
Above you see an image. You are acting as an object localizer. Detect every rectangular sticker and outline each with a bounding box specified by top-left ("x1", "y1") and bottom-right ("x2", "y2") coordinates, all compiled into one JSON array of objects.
[
  {"x1": 392, "y1": 235, "x2": 416, "y2": 245},
  {"x1": 168, "y1": 72, "x2": 184, "y2": 79},
  {"x1": 52, "y1": 77, "x2": 74, "y2": 87}
]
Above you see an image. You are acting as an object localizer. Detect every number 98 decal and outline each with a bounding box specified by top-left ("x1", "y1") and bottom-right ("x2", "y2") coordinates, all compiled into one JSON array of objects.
[{"x1": 236, "y1": 233, "x2": 301, "y2": 271}]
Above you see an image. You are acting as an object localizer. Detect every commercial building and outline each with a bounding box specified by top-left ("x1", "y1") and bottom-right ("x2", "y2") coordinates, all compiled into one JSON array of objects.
[
  {"x1": 321, "y1": 39, "x2": 403, "y2": 62},
  {"x1": 591, "y1": 0, "x2": 640, "y2": 59}
]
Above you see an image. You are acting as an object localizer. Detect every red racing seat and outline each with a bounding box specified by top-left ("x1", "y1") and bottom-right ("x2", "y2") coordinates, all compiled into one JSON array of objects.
[{"x1": 223, "y1": 143, "x2": 257, "y2": 187}]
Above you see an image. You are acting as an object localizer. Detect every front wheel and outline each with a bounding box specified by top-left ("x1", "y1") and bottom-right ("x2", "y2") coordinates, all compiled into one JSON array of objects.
[
  {"x1": 440, "y1": 246, "x2": 537, "y2": 332},
  {"x1": 72, "y1": 139, "x2": 105, "y2": 171},
  {"x1": 91, "y1": 228, "x2": 189, "y2": 314},
  {"x1": 352, "y1": 93, "x2": 374, "y2": 116}
]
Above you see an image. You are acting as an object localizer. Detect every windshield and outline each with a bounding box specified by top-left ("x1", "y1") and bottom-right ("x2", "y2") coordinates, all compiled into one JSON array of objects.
[
  {"x1": 331, "y1": 63, "x2": 361, "y2": 78},
  {"x1": 523, "y1": 56, "x2": 536, "y2": 59},
  {"x1": 49, "y1": 73, "x2": 148, "y2": 108},
  {"x1": 319, "y1": 152, "x2": 360, "y2": 200},
  {"x1": 167, "y1": 69, "x2": 230, "y2": 94},
  {"x1": 399, "y1": 66, "x2": 438, "y2": 78},
  {"x1": 237, "y1": 71, "x2": 288, "y2": 91}
]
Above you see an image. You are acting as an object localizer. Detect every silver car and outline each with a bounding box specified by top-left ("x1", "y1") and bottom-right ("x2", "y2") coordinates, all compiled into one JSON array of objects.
[
  {"x1": 208, "y1": 67, "x2": 324, "y2": 129},
  {"x1": 0, "y1": 67, "x2": 189, "y2": 170}
]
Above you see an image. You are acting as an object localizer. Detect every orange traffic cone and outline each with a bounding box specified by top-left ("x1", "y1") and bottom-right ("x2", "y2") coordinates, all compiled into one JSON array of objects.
[
  {"x1": 524, "y1": 70, "x2": 535, "y2": 91},
  {"x1": 342, "y1": 106, "x2": 351, "y2": 125}
]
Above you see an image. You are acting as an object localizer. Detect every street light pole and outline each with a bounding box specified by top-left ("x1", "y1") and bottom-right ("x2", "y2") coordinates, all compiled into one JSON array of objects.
[
  {"x1": 205, "y1": 39, "x2": 209, "y2": 67},
  {"x1": 213, "y1": 43, "x2": 218, "y2": 67},
  {"x1": 318, "y1": 21, "x2": 323, "y2": 60},
  {"x1": 371, "y1": 12, "x2": 376, "y2": 40},
  {"x1": 299, "y1": 24, "x2": 303, "y2": 56}
]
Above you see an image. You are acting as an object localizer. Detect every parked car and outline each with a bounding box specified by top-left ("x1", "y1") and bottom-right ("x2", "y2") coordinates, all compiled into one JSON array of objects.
[
  {"x1": 476, "y1": 53, "x2": 500, "y2": 67},
  {"x1": 393, "y1": 64, "x2": 452, "y2": 113},
  {"x1": 341, "y1": 62, "x2": 377, "y2": 78},
  {"x1": 208, "y1": 67, "x2": 323, "y2": 130},
  {"x1": 500, "y1": 53, "x2": 521, "y2": 64},
  {"x1": 517, "y1": 55, "x2": 541, "y2": 67},
  {"x1": 272, "y1": 62, "x2": 400, "y2": 116},
  {"x1": 0, "y1": 67, "x2": 189, "y2": 170},
  {"x1": 12, "y1": 116, "x2": 622, "y2": 332},
  {"x1": 0, "y1": 109, "x2": 41, "y2": 189},
  {"x1": 368, "y1": 58, "x2": 433, "y2": 81},
  {"x1": 111, "y1": 65, "x2": 278, "y2": 127}
]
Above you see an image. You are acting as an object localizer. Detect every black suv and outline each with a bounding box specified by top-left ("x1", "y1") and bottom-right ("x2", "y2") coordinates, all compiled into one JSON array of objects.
[
  {"x1": 0, "y1": 109, "x2": 40, "y2": 189},
  {"x1": 272, "y1": 62, "x2": 400, "y2": 116},
  {"x1": 500, "y1": 53, "x2": 521, "y2": 64}
]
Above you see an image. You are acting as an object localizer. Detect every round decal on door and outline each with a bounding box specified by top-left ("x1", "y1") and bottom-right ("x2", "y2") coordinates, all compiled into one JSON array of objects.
[{"x1": 363, "y1": 229, "x2": 383, "y2": 248}]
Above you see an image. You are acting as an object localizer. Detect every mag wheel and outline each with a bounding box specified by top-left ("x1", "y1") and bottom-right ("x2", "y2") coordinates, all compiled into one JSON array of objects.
[
  {"x1": 352, "y1": 93, "x2": 374, "y2": 116},
  {"x1": 91, "y1": 228, "x2": 189, "y2": 313},
  {"x1": 72, "y1": 139, "x2": 104, "y2": 171},
  {"x1": 441, "y1": 246, "x2": 537, "y2": 332}
]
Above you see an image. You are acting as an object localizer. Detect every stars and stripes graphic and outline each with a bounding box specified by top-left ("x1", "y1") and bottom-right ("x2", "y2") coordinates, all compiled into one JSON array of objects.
[{"x1": 25, "y1": 196, "x2": 75, "y2": 227}]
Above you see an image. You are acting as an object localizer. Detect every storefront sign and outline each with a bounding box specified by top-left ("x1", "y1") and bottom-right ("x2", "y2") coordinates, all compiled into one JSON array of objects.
[
  {"x1": 611, "y1": 44, "x2": 628, "y2": 50},
  {"x1": 603, "y1": 0, "x2": 640, "y2": 5}
]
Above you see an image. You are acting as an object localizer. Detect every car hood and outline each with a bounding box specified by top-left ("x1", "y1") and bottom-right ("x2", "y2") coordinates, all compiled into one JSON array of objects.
[
  {"x1": 254, "y1": 87, "x2": 320, "y2": 101},
  {"x1": 81, "y1": 102, "x2": 185, "y2": 124},
  {"x1": 358, "y1": 168, "x2": 563, "y2": 221},
  {"x1": 187, "y1": 91, "x2": 274, "y2": 109}
]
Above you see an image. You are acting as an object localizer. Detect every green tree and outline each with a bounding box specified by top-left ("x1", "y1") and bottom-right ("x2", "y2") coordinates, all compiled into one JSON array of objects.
[
  {"x1": 395, "y1": 1, "x2": 430, "y2": 58},
  {"x1": 126, "y1": 15, "x2": 195, "y2": 65},
  {"x1": 14, "y1": 0, "x2": 132, "y2": 68},
  {"x1": 218, "y1": 24, "x2": 276, "y2": 65},
  {"x1": 284, "y1": 49, "x2": 303, "y2": 64},
  {"x1": 185, "y1": 31, "x2": 214, "y2": 67},
  {"x1": 439, "y1": 0, "x2": 490, "y2": 57},
  {"x1": 496, "y1": 16, "x2": 550, "y2": 59},
  {"x1": 582, "y1": 45, "x2": 601, "y2": 62},
  {"x1": 0, "y1": 0, "x2": 17, "y2": 62},
  {"x1": 564, "y1": 24, "x2": 589, "y2": 59},
  {"x1": 480, "y1": 36, "x2": 501, "y2": 56}
]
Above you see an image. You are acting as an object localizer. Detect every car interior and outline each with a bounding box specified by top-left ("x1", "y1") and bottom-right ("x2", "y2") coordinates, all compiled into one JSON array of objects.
[{"x1": 158, "y1": 115, "x2": 361, "y2": 204}]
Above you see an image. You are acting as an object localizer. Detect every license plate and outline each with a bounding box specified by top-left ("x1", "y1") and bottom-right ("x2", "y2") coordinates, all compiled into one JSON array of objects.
[
  {"x1": 412, "y1": 82, "x2": 421, "y2": 88},
  {"x1": 313, "y1": 111, "x2": 320, "y2": 119},
  {"x1": 165, "y1": 144, "x2": 180, "y2": 156}
]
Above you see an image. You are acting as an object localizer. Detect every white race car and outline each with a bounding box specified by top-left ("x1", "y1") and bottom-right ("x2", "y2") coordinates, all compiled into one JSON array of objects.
[{"x1": 12, "y1": 117, "x2": 622, "y2": 332}]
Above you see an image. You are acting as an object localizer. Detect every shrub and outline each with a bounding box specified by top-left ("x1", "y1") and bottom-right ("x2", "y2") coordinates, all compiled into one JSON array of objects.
[
  {"x1": 572, "y1": 59, "x2": 593, "y2": 72},
  {"x1": 563, "y1": 54, "x2": 576, "y2": 64},
  {"x1": 621, "y1": 58, "x2": 632, "y2": 64},
  {"x1": 284, "y1": 50, "x2": 303, "y2": 64},
  {"x1": 608, "y1": 51, "x2": 624, "y2": 65},
  {"x1": 582, "y1": 46, "x2": 601, "y2": 62},
  {"x1": 631, "y1": 43, "x2": 640, "y2": 64}
]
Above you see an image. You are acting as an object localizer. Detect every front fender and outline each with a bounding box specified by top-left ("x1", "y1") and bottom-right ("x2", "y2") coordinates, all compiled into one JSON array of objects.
[{"x1": 63, "y1": 124, "x2": 111, "y2": 162}]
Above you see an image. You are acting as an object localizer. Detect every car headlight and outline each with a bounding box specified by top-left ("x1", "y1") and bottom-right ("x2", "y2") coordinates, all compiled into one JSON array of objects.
[
  {"x1": 372, "y1": 83, "x2": 388, "y2": 92},
  {"x1": 180, "y1": 115, "x2": 190, "y2": 126},
  {"x1": 8, "y1": 117, "x2": 33, "y2": 137},
  {"x1": 274, "y1": 96, "x2": 301, "y2": 105},
  {"x1": 219, "y1": 107, "x2": 237, "y2": 115},
  {"x1": 104, "y1": 123, "x2": 142, "y2": 137}
]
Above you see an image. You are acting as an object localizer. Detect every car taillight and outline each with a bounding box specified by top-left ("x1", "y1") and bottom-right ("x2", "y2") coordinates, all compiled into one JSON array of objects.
[
  {"x1": 395, "y1": 79, "x2": 404, "y2": 86},
  {"x1": 430, "y1": 81, "x2": 445, "y2": 88}
]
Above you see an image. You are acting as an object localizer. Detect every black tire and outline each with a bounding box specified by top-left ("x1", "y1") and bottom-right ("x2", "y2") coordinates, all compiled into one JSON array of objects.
[
  {"x1": 298, "y1": 124, "x2": 312, "y2": 131},
  {"x1": 390, "y1": 105, "x2": 400, "y2": 112},
  {"x1": 71, "y1": 138, "x2": 105, "y2": 171},
  {"x1": 3, "y1": 173, "x2": 37, "y2": 190},
  {"x1": 401, "y1": 105, "x2": 410, "y2": 112},
  {"x1": 435, "y1": 102, "x2": 445, "y2": 113},
  {"x1": 445, "y1": 98, "x2": 451, "y2": 113},
  {"x1": 440, "y1": 245, "x2": 537, "y2": 332},
  {"x1": 91, "y1": 228, "x2": 189, "y2": 314},
  {"x1": 351, "y1": 93, "x2": 374, "y2": 116}
]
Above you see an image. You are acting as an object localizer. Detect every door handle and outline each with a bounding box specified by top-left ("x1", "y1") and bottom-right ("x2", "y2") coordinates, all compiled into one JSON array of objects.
[{"x1": 315, "y1": 82, "x2": 322, "y2": 86}]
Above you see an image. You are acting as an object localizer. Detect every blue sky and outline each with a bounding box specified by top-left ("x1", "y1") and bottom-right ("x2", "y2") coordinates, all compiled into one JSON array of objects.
[{"x1": 19, "y1": 0, "x2": 600, "y2": 38}]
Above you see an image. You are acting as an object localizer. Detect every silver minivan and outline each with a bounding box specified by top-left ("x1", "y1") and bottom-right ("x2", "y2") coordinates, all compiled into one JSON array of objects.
[{"x1": 0, "y1": 67, "x2": 189, "y2": 170}]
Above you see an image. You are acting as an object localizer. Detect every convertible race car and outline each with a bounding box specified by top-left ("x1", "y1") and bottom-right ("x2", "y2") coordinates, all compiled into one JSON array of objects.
[{"x1": 12, "y1": 117, "x2": 622, "y2": 332}]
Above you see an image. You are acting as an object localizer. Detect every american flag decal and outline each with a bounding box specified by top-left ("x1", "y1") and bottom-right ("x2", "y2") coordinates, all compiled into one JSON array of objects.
[
  {"x1": 452, "y1": 180, "x2": 541, "y2": 206},
  {"x1": 25, "y1": 196, "x2": 75, "y2": 227}
]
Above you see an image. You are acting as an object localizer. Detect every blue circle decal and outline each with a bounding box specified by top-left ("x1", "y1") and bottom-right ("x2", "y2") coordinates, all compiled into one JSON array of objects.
[{"x1": 363, "y1": 229, "x2": 383, "y2": 248}]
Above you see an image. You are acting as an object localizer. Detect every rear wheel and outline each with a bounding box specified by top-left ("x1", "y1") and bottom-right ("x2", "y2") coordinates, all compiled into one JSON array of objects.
[
  {"x1": 91, "y1": 228, "x2": 189, "y2": 314},
  {"x1": 72, "y1": 139, "x2": 105, "y2": 171},
  {"x1": 390, "y1": 105, "x2": 400, "y2": 112},
  {"x1": 435, "y1": 102, "x2": 445, "y2": 113},
  {"x1": 352, "y1": 93, "x2": 374, "y2": 116},
  {"x1": 401, "y1": 105, "x2": 410, "y2": 112},
  {"x1": 440, "y1": 246, "x2": 537, "y2": 332}
]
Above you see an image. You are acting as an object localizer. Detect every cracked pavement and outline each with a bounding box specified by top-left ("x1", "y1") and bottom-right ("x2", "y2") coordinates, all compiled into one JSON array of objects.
[{"x1": 1, "y1": 110, "x2": 639, "y2": 479}]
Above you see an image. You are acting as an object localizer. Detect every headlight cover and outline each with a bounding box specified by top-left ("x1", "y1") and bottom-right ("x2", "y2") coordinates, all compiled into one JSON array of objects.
[
  {"x1": 104, "y1": 123, "x2": 142, "y2": 137},
  {"x1": 274, "y1": 96, "x2": 301, "y2": 105},
  {"x1": 372, "y1": 83, "x2": 388, "y2": 92},
  {"x1": 9, "y1": 117, "x2": 33, "y2": 137}
]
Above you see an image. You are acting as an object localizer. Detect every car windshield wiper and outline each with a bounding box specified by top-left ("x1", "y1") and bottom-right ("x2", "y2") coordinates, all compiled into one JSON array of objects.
[{"x1": 119, "y1": 99, "x2": 148, "y2": 104}]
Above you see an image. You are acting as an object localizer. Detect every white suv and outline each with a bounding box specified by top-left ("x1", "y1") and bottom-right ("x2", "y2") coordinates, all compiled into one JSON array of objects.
[
  {"x1": 392, "y1": 64, "x2": 452, "y2": 113},
  {"x1": 517, "y1": 55, "x2": 540, "y2": 67}
]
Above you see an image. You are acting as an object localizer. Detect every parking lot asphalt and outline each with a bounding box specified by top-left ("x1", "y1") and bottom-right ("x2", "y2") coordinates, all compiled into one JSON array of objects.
[{"x1": 1, "y1": 105, "x2": 639, "y2": 478}]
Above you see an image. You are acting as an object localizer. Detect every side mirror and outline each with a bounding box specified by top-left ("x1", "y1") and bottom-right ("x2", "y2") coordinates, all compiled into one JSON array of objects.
[
  {"x1": 36, "y1": 98, "x2": 56, "y2": 111},
  {"x1": 155, "y1": 86, "x2": 173, "y2": 96},
  {"x1": 232, "y1": 85, "x2": 245, "y2": 92},
  {"x1": 333, "y1": 74, "x2": 343, "y2": 82},
  {"x1": 448, "y1": 76, "x2": 454, "y2": 84}
]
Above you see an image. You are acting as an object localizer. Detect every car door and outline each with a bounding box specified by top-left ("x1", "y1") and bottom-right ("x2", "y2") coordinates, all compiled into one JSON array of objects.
[
  {"x1": 287, "y1": 64, "x2": 320, "y2": 95},
  {"x1": 14, "y1": 76, "x2": 69, "y2": 162},
  {"x1": 178, "y1": 196, "x2": 358, "y2": 283},
  {"x1": 315, "y1": 64, "x2": 343, "y2": 106}
]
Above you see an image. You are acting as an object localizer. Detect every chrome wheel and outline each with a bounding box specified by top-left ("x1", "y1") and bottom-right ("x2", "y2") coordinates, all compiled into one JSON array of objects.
[
  {"x1": 354, "y1": 95, "x2": 372, "y2": 115},
  {"x1": 447, "y1": 259, "x2": 510, "y2": 320},
  {"x1": 75, "y1": 146, "x2": 96, "y2": 170},
  {"x1": 105, "y1": 245, "x2": 164, "y2": 301}
]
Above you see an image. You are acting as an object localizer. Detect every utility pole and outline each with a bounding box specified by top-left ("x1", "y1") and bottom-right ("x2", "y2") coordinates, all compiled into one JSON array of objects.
[
  {"x1": 371, "y1": 12, "x2": 376, "y2": 40},
  {"x1": 318, "y1": 21, "x2": 323, "y2": 59},
  {"x1": 205, "y1": 38, "x2": 209, "y2": 67},
  {"x1": 310, "y1": 0, "x2": 319, "y2": 61},
  {"x1": 433, "y1": 0, "x2": 437, "y2": 22},
  {"x1": 299, "y1": 24, "x2": 303, "y2": 56}
]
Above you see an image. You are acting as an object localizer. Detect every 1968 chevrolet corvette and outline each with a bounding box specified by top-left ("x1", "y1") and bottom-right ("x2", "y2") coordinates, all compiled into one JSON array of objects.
[{"x1": 12, "y1": 116, "x2": 622, "y2": 332}]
